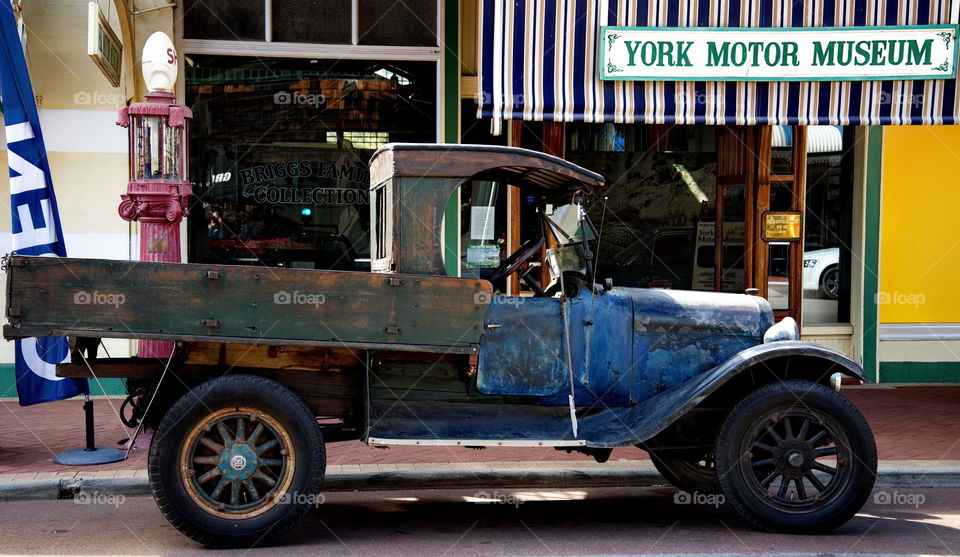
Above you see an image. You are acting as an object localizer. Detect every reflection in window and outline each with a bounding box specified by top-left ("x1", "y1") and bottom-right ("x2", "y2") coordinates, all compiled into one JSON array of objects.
[
  {"x1": 567, "y1": 124, "x2": 716, "y2": 291},
  {"x1": 185, "y1": 56, "x2": 436, "y2": 270},
  {"x1": 326, "y1": 131, "x2": 390, "y2": 150},
  {"x1": 801, "y1": 126, "x2": 852, "y2": 324}
]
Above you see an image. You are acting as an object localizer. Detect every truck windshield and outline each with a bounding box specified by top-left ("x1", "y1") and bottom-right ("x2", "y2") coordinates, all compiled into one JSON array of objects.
[{"x1": 546, "y1": 203, "x2": 597, "y2": 245}]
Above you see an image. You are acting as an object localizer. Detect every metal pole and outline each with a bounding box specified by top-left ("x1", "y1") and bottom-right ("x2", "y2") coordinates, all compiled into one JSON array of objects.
[{"x1": 83, "y1": 394, "x2": 95, "y2": 451}]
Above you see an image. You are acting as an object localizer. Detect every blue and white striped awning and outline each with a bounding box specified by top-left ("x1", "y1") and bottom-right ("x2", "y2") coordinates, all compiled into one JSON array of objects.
[{"x1": 478, "y1": 0, "x2": 960, "y2": 127}]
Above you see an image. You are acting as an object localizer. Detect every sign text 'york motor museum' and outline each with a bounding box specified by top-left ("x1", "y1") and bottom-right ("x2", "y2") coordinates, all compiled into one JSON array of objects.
[{"x1": 600, "y1": 25, "x2": 958, "y2": 81}]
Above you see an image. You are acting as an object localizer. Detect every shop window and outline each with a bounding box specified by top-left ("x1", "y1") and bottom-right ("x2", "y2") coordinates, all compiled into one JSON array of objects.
[
  {"x1": 185, "y1": 56, "x2": 436, "y2": 270},
  {"x1": 800, "y1": 126, "x2": 853, "y2": 324},
  {"x1": 358, "y1": 0, "x2": 437, "y2": 46},
  {"x1": 272, "y1": 0, "x2": 352, "y2": 44},
  {"x1": 182, "y1": 0, "x2": 264, "y2": 41},
  {"x1": 566, "y1": 124, "x2": 716, "y2": 291}
]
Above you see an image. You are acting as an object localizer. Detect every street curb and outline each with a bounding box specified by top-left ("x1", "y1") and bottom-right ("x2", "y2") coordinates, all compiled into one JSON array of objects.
[{"x1": 2, "y1": 465, "x2": 958, "y2": 502}]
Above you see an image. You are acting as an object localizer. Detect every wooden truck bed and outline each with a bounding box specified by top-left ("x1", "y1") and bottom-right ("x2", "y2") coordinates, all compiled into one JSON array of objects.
[{"x1": 3, "y1": 255, "x2": 492, "y2": 354}]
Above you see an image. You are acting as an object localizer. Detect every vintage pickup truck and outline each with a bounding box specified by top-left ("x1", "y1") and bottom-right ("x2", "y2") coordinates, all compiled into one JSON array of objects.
[{"x1": 4, "y1": 144, "x2": 876, "y2": 547}]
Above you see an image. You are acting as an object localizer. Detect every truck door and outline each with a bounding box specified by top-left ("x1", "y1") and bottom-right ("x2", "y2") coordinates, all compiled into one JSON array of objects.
[
  {"x1": 476, "y1": 297, "x2": 567, "y2": 396},
  {"x1": 476, "y1": 288, "x2": 634, "y2": 406}
]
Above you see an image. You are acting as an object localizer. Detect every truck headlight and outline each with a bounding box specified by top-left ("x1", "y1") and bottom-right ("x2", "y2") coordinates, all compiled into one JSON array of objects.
[{"x1": 763, "y1": 317, "x2": 800, "y2": 343}]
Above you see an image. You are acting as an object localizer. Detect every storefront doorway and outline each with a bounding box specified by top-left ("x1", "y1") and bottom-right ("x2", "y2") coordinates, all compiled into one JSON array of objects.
[{"x1": 715, "y1": 125, "x2": 808, "y2": 323}]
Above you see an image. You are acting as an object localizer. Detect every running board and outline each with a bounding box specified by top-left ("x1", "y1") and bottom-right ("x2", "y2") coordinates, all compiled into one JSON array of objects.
[{"x1": 366, "y1": 437, "x2": 586, "y2": 447}]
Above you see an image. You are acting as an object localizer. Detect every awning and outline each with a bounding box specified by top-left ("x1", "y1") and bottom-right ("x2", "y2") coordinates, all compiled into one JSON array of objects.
[
  {"x1": 772, "y1": 126, "x2": 844, "y2": 153},
  {"x1": 478, "y1": 0, "x2": 960, "y2": 127}
]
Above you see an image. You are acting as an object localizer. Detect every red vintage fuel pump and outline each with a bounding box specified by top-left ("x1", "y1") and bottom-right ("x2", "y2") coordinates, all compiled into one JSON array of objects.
[{"x1": 117, "y1": 32, "x2": 192, "y2": 358}]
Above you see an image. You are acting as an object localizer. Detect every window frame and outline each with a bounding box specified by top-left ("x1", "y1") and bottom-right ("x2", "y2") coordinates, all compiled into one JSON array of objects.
[{"x1": 179, "y1": 0, "x2": 441, "y2": 57}]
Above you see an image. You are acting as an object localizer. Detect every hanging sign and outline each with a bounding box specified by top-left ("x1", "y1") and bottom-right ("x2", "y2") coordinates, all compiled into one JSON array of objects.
[{"x1": 600, "y1": 25, "x2": 959, "y2": 82}]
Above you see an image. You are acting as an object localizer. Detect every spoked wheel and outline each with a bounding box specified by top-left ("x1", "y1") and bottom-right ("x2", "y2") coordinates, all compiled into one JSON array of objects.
[
  {"x1": 649, "y1": 449, "x2": 721, "y2": 494},
  {"x1": 181, "y1": 408, "x2": 294, "y2": 518},
  {"x1": 150, "y1": 375, "x2": 325, "y2": 548},
  {"x1": 716, "y1": 379, "x2": 876, "y2": 533}
]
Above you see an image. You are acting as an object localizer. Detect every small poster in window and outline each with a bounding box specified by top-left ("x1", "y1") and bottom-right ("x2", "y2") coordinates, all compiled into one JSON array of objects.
[
  {"x1": 470, "y1": 206, "x2": 496, "y2": 240},
  {"x1": 467, "y1": 245, "x2": 500, "y2": 267}
]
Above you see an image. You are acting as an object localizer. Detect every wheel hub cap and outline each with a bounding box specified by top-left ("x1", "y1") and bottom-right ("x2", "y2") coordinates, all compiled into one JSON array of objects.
[
  {"x1": 219, "y1": 443, "x2": 258, "y2": 481},
  {"x1": 786, "y1": 451, "x2": 805, "y2": 468}
]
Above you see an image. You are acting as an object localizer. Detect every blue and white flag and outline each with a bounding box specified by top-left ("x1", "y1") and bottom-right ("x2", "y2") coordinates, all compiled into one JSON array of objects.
[{"x1": 1, "y1": 0, "x2": 88, "y2": 405}]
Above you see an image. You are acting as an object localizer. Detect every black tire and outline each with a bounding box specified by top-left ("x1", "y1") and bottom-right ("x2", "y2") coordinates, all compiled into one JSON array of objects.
[
  {"x1": 819, "y1": 265, "x2": 839, "y2": 300},
  {"x1": 149, "y1": 375, "x2": 325, "y2": 548},
  {"x1": 715, "y1": 379, "x2": 876, "y2": 533},
  {"x1": 649, "y1": 450, "x2": 722, "y2": 494}
]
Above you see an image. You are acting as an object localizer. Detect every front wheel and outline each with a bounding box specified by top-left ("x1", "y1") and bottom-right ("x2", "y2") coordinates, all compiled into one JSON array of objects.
[
  {"x1": 149, "y1": 375, "x2": 325, "y2": 548},
  {"x1": 649, "y1": 450, "x2": 721, "y2": 494},
  {"x1": 715, "y1": 379, "x2": 876, "y2": 533}
]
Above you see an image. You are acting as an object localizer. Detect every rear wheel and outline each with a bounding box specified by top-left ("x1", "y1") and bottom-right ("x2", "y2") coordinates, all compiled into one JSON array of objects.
[
  {"x1": 649, "y1": 449, "x2": 721, "y2": 494},
  {"x1": 149, "y1": 375, "x2": 325, "y2": 547},
  {"x1": 715, "y1": 379, "x2": 876, "y2": 533}
]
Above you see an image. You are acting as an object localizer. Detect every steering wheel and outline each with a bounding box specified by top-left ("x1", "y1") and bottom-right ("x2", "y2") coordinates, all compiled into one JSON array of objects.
[{"x1": 489, "y1": 236, "x2": 545, "y2": 282}]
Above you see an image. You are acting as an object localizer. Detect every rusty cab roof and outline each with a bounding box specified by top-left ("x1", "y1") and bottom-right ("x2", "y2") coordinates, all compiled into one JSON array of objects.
[{"x1": 370, "y1": 143, "x2": 605, "y2": 200}]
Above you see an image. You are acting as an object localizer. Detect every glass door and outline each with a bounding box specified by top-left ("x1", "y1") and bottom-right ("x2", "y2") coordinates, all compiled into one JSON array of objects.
[
  {"x1": 715, "y1": 125, "x2": 807, "y2": 325},
  {"x1": 754, "y1": 125, "x2": 807, "y2": 323}
]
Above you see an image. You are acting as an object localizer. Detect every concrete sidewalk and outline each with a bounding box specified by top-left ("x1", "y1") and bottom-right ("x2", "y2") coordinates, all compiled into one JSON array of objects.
[{"x1": 2, "y1": 384, "x2": 959, "y2": 499}]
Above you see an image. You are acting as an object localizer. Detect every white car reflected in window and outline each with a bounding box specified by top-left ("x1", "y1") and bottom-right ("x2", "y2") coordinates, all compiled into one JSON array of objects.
[{"x1": 803, "y1": 247, "x2": 840, "y2": 299}]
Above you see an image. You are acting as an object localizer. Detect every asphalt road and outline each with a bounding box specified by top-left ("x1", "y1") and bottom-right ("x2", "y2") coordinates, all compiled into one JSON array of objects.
[{"x1": 1, "y1": 486, "x2": 958, "y2": 556}]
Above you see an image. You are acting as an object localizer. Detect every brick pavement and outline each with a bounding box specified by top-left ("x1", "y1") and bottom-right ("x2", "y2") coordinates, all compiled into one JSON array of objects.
[{"x1": 1, "y1": 385, "x2": 958, "y2": 479}]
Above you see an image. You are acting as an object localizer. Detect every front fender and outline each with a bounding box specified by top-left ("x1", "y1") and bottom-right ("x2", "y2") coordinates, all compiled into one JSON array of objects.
[
  {"x1": 580, "y1": 341, "x2": 866, "y2": 447},
  {"x1": 696, "y1": 340, "x2": 868, "y2": 387}
]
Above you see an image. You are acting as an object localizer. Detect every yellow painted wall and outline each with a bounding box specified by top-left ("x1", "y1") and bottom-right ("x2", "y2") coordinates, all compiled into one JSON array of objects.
[
  {"x1": 881, "y1": 126, "x2": 960, "y2": 323},
  {"x1": 22, "y1": 0, "x2": 127, "y2": 110}
]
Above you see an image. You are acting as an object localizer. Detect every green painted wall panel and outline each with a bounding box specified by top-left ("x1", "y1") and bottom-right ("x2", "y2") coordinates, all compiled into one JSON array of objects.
[
  {"x1": 880, "y1": 361, "x2": 960, "y2": 383},
  {"x1": 0, "y1": 363, "x2": 125, "y2": 398},
  {"x1": 443, "y1": 0, "x2": 460, "y2": 277},
  {"x1": 862, "y1": 127, "x2": 883, "y2": 383}
]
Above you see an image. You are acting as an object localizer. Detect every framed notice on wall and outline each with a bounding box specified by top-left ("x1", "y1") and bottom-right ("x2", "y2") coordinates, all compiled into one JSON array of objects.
[{"x1": 763, "y1": 212, "x2": 803, "y2": 241}]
